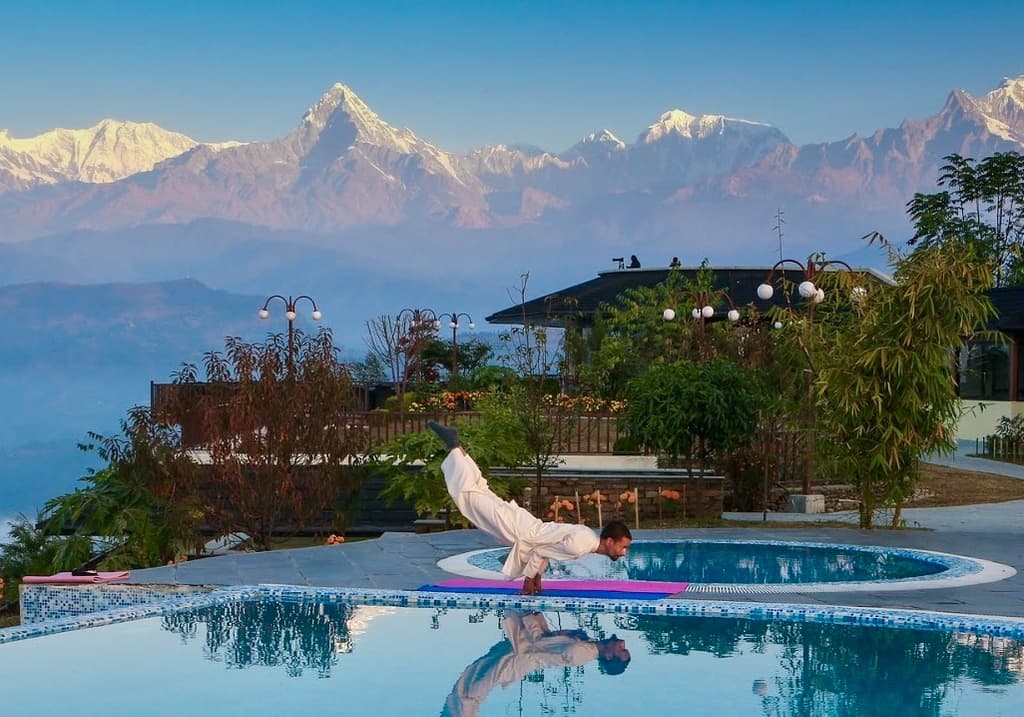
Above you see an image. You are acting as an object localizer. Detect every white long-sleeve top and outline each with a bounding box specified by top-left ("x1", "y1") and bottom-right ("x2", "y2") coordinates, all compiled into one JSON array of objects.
[{"x1": 441, "y1": 449, "x2": 600, "y2": 578}]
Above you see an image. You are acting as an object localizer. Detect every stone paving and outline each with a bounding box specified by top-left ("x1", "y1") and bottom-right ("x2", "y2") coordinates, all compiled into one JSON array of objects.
[{"x1": 128, "y1": 446, "x2": 1024, "y2": 619}]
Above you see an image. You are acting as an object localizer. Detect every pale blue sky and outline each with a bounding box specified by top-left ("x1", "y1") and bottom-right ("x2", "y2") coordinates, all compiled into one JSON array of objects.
[{"x1": 2, "y1": 0, "x2": 1022, "y2": 152}]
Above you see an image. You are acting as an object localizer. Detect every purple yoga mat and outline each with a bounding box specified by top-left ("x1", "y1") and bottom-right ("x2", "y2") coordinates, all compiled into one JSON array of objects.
[{"x1": 432, "y1": 577, "x2": 688, "y2": 594}]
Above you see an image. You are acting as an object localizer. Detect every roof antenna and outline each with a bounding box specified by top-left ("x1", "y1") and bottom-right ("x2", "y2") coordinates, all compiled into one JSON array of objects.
[{"x1": 772, "y1": 208, "x2": 785, "y2": 262}]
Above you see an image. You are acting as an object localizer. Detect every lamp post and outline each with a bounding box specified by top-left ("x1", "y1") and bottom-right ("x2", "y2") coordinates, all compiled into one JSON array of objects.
[
  {"x1": 755, "y1": 256, "x2": 857, "y2": 497},
  {"x1": 434, "y1": 311, "x2": 475, "y2": 379},
  {"x1": 662, "y1": 289, "x2": 741, "y2": 359},
  {"x1": 259, "y1": 294, "x2": 321, "y2": 375},
  {"x1": 396, "y1": 307, "x2": 438, "y2": 328},
  {"x1": 395, "y1": 307, "x2": 441, "y2": 371}
]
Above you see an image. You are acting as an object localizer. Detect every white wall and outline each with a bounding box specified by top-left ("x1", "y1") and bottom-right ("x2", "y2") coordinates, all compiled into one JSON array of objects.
[{"x1": 956, "y1": 400, "x2": 1024, "y2": 441}]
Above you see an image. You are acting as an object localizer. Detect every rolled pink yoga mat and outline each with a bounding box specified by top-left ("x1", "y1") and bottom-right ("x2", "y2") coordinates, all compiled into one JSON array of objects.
[{"x1": 22, "y1": 571, "x2": 130, "y2": 584}]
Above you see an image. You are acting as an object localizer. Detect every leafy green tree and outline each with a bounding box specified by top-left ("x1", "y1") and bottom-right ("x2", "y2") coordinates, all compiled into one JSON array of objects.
[
  {"x1": 462, "y1": 364, "x2": 517, "y2": 391},
  {"x1": 421, "y1": 337, "x2": 494, "y2": 385},
  {"x1": 582, "y1": 262, "x2": 762, "y2": 398},
  {"x1": 622, "y1": 358, "x2": 764, "y2": 474},
  {"x1": 582, "y1": 267, "x2": 701, "y2": 397},
  {"x1": 370, "y1": 394, "x2": 529, "y2": 523},
  {"x1": 816, "y1": 235, "x2": 995, "y2": 527},
  {"x1": 349, "y1": 351, "x2": 387, "y2": 386},
  {"x1": 908, "y1": 152, "x2": 1024, "y2": 286},
  {"x1": 41, "y1": 405, "x2": 205, "y2": 568},
  {"x1": 1, "y1": 515, "x2": 92, "y2": 598}
]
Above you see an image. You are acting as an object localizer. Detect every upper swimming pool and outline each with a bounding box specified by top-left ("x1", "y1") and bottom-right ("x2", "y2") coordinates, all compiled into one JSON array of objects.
[
  {"x1": 443, "y1": 539, "x2": 1016, "y2": 593},
  {"x1": 2, "y1": 587, "x2": 1023, "y2": 717}
]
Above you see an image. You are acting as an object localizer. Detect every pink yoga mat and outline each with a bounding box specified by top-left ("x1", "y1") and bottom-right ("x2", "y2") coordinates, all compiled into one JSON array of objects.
[
  {"x1": 23, "y1": 571, "x2": 130, "y2": 584},
  {"x1": 434, "y1": 577, "x2": 688, "y2": 593}
]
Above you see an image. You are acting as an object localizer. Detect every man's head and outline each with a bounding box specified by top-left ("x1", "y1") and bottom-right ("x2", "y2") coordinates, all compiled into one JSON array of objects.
[
  {"x1": 596, "y1": 636, "x2": 631, "y2": 675},
  {"x1": 597, "y1": 521, "x2": 632, "y2": 561}
]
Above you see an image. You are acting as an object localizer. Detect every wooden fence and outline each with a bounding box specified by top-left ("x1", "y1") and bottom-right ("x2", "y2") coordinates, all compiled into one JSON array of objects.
[
  {"x1": 356, "y1": 411, "x2": 622, "y2": 454},
  {"x1": 978, "y1": 436, "x2": 1024, "y2": 463},
  {"x1": 151, "y1": 378, "x2": 804, "y2": 471}
]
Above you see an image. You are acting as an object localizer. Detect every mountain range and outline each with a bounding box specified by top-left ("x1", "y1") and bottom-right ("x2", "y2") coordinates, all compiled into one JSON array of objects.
[{"x1": 2, "y1": 76, "x2": 1022, "y2": 262}]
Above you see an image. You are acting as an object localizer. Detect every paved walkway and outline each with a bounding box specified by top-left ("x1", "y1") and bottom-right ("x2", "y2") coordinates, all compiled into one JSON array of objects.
[{"x1": 129, "y1": 446, "x2": 1024, "y2": 619}]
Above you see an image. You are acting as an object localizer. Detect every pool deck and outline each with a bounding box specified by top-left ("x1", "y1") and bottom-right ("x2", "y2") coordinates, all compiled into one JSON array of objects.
[{"x1": 127, "y1": 446, "x2": 1024, "y2": 619}]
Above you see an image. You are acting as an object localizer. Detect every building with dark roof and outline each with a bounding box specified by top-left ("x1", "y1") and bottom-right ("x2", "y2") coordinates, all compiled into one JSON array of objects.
[
  {"x1": 487, "y1": 263, "x2": 1024, "y2": 441},
  {"x1": 486, "y1": 265, "x2": 895, "y2": 328}
]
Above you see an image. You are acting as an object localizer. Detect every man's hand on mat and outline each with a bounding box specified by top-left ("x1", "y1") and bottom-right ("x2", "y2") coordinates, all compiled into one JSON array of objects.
[{"x1": 522, "y1": 575, "x2": 542, "y2": 595}]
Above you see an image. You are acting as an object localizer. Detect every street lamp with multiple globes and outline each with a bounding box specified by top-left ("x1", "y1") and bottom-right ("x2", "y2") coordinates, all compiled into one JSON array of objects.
[
  {"x1": 433, "y1": 311, "x2": 475, "y2": 379},
  {"x1": 755, "y1": 256, "x2": 858, "y2": 498},
  {"x1": 396, "y1": 307, "x2": 438, "y2": 328},
  {"x1": 755, "y1": 256, "x2": 855, "y2": 319},
  {"x1": 662, "y1": 289, "x2": 741, "y2": 358},
  {"x1": 259, "y1": 294, "x2": 322, "y2": 375}
]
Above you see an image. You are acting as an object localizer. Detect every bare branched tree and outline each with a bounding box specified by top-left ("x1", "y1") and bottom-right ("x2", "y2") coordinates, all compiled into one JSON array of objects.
[
  {"x1": 499, "y1": 273, "x2": 578, "y2": 513},
  {"x1": 365, "y1": 309, "x2": 437, "y2": 413}
]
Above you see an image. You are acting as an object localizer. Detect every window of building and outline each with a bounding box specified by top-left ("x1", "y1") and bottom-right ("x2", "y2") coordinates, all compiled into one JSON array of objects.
[{"x1": 957, "y1": 341, "x2": 1010, "y2": 400}]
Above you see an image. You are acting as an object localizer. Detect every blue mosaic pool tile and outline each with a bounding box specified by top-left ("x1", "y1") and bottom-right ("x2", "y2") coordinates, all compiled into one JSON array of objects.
[
  {"x1": 19, "y1": 583, "x2": 213, "y2": 625},
  {"x1": 3, "y1": 583, "x2": 1024, "y2": 646}
]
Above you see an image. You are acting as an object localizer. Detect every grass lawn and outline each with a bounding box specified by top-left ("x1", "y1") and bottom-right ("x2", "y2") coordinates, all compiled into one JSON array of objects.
[{"x1": 909, "y1": 463, "x2": 1024, "y2": 506}]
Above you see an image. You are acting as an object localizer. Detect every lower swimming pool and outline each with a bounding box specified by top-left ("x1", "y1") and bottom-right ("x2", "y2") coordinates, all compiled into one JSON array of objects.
[
  {"x1": 2, "y1": 587, "x2": 1023, "y2": 716},
  {"x1": 444, "y1": 539, "x2": 1015, "y2": 593}
]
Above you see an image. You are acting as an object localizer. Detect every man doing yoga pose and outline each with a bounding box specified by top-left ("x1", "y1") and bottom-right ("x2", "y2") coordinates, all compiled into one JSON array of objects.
[{"x1": 428, "y1": 421, "x2": 632, "y2": 595}]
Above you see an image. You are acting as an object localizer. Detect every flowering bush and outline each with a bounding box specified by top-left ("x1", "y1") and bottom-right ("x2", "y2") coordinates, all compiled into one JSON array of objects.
[
  {"x1": 409, "y1": 390, "x2": 484, "y2": 412},
  {"x1": 408, "y1": 390, "x2": 627, "y2": 414},
  {"x1": 541, "y1": 394, "x2": 627, "y2": 414},
  {"x1": 545, "y1": 498, "x2": 576, "y2": 522}
]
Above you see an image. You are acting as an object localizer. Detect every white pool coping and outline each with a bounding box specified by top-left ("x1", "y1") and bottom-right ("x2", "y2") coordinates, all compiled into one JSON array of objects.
[{"x1": 437, "y1": 539, "x2": 1018, "y2": 594}]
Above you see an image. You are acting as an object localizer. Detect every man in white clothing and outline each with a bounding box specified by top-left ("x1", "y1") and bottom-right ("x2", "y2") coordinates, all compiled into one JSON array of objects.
[{"x1": 429, "y1": 422, "x2": 632, "y2": 595}]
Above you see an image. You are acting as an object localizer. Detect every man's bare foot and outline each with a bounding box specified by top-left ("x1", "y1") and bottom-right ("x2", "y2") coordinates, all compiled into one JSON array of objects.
[{"x1": 522, "y1": 575, "x2": 543, "y2": 595}]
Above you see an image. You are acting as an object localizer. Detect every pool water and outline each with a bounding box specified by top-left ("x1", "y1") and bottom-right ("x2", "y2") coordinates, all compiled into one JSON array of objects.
[
  {"x1": 2, "y1": 597, "x2": 1022, "y2": 716},
  {"x1": 467, "y1": 540, "x2": 950, "y2": 584}
]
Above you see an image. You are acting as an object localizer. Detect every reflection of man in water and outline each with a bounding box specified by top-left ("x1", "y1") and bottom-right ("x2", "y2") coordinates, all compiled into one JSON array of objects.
[{"x1": 441, "y1": 610, "x2": 630, "y2": 717}]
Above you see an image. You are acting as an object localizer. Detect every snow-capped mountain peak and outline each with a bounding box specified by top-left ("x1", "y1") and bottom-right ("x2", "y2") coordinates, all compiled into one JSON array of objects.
[
  {"x1": 639, "y1": 108, "x2": 777, "y2": 144},
  {"x1": 578, "y1": 129, "x2": 625, "y2": 148},
  {"x1": 973, "y1": 74, "x2": 1024, "y2": 140},
  {"x1": 294, "y1": 82, "x2": 424, "y2": 154},
  {"x1": 0, "y1": 119, "x2": 202, "y2": 189}
]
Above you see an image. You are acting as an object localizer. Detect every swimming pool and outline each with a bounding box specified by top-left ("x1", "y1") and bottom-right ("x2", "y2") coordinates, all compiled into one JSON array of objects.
[
  {"x1": 2, "y1": 587, "x2": 1023, "y2": 716},
  {"x1": 442, "y1": 539, "x2": 1016, "y2": 593}
]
